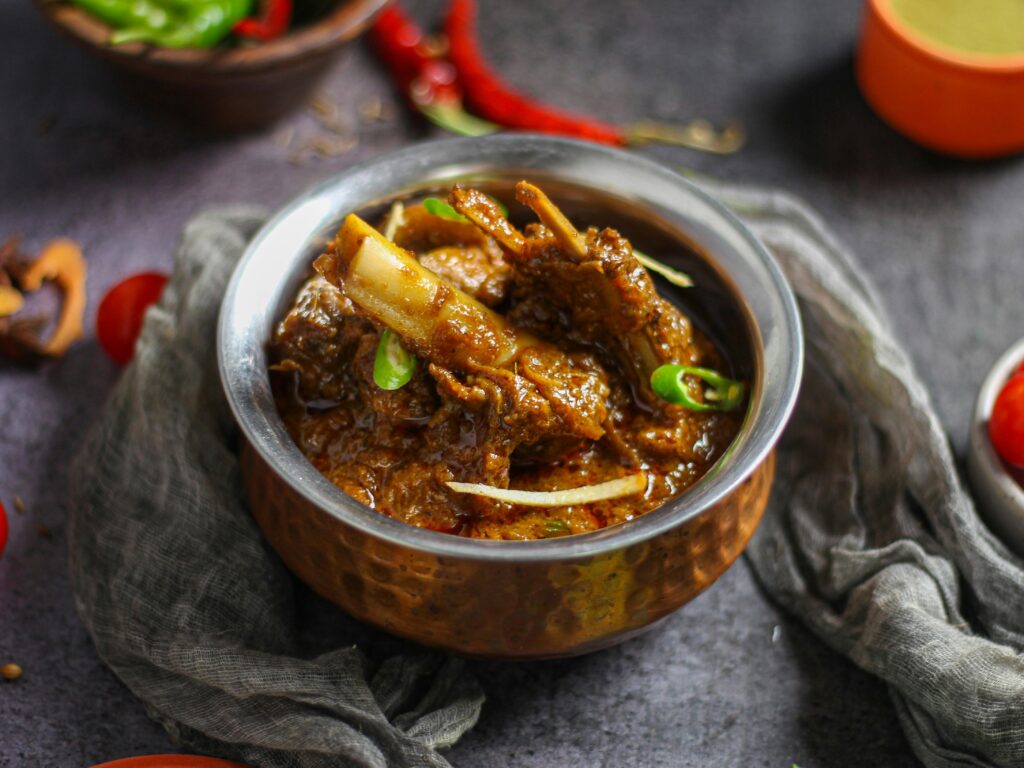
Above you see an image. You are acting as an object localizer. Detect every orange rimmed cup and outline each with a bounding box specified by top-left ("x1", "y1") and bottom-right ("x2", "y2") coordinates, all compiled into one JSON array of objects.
[{"x1": 857, "y1": 0, "x2": 1024, "y2": 157}]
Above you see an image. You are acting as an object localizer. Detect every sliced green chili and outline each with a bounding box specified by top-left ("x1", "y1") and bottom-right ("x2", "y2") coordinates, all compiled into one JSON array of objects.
[
  {"x1": 422, "y1": 197, "x2": 467, "y2": 221},
  {"x1": 422, "y1": 195, "x2": 508, "y2": 221},
  {"x1": 541, "y1": 519, "x2": 571, "y2": 538},
  {"x1": 650, "y1": 364, "x2": 746, "y2": 412},
  {"x1": 373, "y1": 329, "x2": 416, "y2": 390}
]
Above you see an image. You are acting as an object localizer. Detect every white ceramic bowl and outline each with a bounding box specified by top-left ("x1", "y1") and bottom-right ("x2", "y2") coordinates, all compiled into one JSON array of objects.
[{"x1": 968, "y1": 337, "x2": 1024, "y2": 556}]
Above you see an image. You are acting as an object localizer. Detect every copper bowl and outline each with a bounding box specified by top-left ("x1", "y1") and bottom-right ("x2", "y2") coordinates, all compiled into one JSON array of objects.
[
  {"x1": 218, "y1": 135, "x2": 803, "y2": 659},
  {"x1": 34, "y1": 0, "x2": 390, "y2": 132}
]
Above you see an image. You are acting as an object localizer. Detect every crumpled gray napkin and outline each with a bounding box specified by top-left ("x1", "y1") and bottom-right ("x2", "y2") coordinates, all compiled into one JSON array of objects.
[
  {"x1": 69, "y1": 208, "x2": 484, "y2": 768},
  {"x1": 703, "y1": 181, "x2": 1024, "y2": 768},
  {"x1": 69, "y1": 186, "x2": 1024, "y2": 768}
]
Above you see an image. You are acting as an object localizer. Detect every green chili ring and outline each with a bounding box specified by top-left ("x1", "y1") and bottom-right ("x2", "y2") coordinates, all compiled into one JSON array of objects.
[{"x1": 650, "y1": 364, "x2": 746, "y2": 412}]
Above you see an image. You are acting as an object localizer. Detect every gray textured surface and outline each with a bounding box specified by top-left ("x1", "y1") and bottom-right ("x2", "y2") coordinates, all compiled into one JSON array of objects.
[{"x1": 1, "y1": 0, "x2": 1021, "y2": 766}]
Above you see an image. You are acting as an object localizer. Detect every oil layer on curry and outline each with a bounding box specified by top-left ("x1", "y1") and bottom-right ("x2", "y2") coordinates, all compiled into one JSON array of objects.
[{"x1": 269, "y1": 181, "x2": 744, "y2": 540}]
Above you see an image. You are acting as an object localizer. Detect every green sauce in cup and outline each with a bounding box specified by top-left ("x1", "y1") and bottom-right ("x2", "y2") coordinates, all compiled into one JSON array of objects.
[{"x1": 891, "y1": 0, "x2": 1024, "y2": 56}]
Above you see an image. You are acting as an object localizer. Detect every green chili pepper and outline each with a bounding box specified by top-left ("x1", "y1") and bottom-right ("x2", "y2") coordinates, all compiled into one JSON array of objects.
[
  {"x1": 650, "y1": 364, "x2": 746, "y2": 412},
  {"x1": 422, "y1": 195, "x2": 508, "y2": 221},
  {"x1": 69, "y1": 0, "x2": 171, "y2": 35},
  {"x1": 373, "y1": 329, "x2": 416, "y2": 390},
  {"x1": 109, "y1": 0, "x2": 251, "y2": 48},
  {"x1": 422, "y1": 197, "x2": 467, "y2": 221},
  {"x1": 541, "y1": 519, "x2": 571, "y2": 538}
]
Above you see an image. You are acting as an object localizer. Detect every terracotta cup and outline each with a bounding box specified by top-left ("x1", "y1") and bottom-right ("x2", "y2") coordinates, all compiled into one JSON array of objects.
[{"x1": 857, "y1": 0, "x2": 1024, "y2": 157}]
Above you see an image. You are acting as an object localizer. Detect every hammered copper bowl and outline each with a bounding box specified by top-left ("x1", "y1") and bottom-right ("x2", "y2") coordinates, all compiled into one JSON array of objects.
[
  {"x1": 34, "y1": 0, "x2": 390, "y2": 131},
  {"x1": 218, "y1": 135, "x2": 803, "y2": 659}
]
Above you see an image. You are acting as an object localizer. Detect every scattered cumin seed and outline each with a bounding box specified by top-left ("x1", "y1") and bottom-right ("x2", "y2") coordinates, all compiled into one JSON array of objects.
[
  {"x1": 309, "y1": 94, "x2": 337, "y2": 120},
  {"x1": 358, "y1": 97, "x2": 384, "y2": 121},
  {"x1": 13, "y1": 496, "x2": 25, "y2": 514},
  {"x1": 1, "y1": 663, "x2": 22, "y2": 681},
  {"x1": 36, "y1": 523, "x2": 52, "y2": 539}
]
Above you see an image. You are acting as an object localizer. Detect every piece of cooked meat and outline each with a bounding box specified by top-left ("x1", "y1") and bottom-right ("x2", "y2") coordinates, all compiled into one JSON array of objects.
[
  {"x1": 393, "y1": 204, "x2": 512, "y2": 307},
  {"x1": 270, "y1": 182, "x2": 743, "y2": 539},
  {"x1": 449, "y1": 181, "x2": 701, "y2": 405}
]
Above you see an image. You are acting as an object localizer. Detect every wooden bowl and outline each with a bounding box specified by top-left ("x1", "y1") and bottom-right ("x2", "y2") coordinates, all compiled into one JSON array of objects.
[{"x1": 34, "y1": 0, "x2": 391, "y2": 132}]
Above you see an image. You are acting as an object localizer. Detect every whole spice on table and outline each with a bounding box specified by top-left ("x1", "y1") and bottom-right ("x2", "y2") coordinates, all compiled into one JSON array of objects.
[
  {"x1": 444, "y1": 0, "x2": 623, "y2": 144},
  {"x1": 369, "y1": 4, "x2": 497, "y2": 136},
  {"x1": 1, "y1": 663, "x2": 23, "y2": 682},
  {"x1": 233, "y1": 0, "x2": 292, "y2": 41},
  {"x1": 0, "y1": 237, "x2": 87, "y2": 363},
  {"x1": 0, "y1": 501, "x2": 7, "y2": 559},
  {"x1": 442, "y1": 0, "x2": 744, "y2": 153}
]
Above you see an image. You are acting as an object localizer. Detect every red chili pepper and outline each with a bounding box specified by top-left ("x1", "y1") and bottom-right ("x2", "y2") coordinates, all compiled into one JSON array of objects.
[
  {"x1": 370, "y1": 4, "x2": 496, "y2": 136},
  {"x1": 233, "y1": 0, "x2": 292, "y2": 41},
  {"x1": 0, "y1": 500, "x2": 8, "y2": 559},
  {"x1": 444, "y1": 0, "x2": 626, "y2": 145}
]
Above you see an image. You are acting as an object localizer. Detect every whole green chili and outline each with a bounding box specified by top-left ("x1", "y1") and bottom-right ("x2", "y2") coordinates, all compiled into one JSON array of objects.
[
  {"x1": 108, "y1": 0, "x2": 251, "y2": 48},
  {"x1": 69, "y1": 0, "x2": 171, "y2": 35},
  {"x1": 650, "y1": 364, "x2": 746, "y2": 412},
  {"x1": 373, "y1": 329, "x2": 416, "y2": 390}
]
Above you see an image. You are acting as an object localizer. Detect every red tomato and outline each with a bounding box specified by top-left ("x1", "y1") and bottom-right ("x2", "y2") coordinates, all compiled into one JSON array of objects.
[
  {"x1": 97, "y1": 272, "x2": 169, "y2": 365},
  {"x1": 0, "y1": 500, "x2": 7, "y2": 559},
  {"x1": 990, "y1": 372, "x2": 1024, "y2": 468}
]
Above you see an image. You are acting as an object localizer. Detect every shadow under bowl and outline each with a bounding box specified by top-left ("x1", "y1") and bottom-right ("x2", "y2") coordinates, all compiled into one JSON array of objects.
[
  {"x1": 34, "y1": 0, "x2": 390, "y2": 132},
  {"x1": 218, "y1": 135, "x2": 804, "y2": 659}
]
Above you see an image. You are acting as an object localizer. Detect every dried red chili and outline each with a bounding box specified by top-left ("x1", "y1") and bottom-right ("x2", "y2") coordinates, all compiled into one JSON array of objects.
[
  {"x1": 0, "y1": 500, "x2": 7, "y2": 559},
  {"x1": 233, "y1": 0, "x2": 292, "y2": 41},
  {"x1": 445, "y1": 0, "x2": 625, "y2": 145},
  {"x1": 370, "y1": 4, "x2": 496, "y2": 136}
]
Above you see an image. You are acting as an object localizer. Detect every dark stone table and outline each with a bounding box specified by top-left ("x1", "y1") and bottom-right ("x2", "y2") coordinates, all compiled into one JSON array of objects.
[{"x1": 2, "y1": 0, "x2": 1021, "y2": 765}]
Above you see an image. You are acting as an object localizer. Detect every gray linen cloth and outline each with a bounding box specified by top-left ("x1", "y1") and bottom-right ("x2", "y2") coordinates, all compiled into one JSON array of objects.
[{"x1": 69, "y1": 186, "x2": 1024, "y2": 768}]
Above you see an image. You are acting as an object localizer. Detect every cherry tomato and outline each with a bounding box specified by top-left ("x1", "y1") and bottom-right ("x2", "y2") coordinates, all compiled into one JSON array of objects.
[
  {"x1": 97, "y1": 272, "x2": 169, "y2": 365},
  {"x1": 0, "y1": 500, "x2": 8, "y2": 559},
  {"x1": 989, "y1": 372, "x2": 1024, "y2": 468}
]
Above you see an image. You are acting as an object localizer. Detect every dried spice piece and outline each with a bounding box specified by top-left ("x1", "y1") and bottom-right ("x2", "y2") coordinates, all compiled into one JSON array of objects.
[
  {"x1": 0, "y1": 664, "x2": 22, "y2": 681},
  {"x1": 0, "y1": 237, "x2": 87, "y2": 363},
  {"x1": 18, "y1": 239, "x2": 87, "y2": 355},
  {"x1": 0, "y1": 285, "x2": 23, "y2": 317},
  {"x1": 13, "y1": 496, "x2": 25, "y2": 514}
]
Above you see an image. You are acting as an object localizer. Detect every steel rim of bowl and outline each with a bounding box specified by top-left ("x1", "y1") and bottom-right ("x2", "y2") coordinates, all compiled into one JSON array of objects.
[
  {"x1": 218, "y1": 134, "x2": 804, "y2": 562},
  {"x1": 969, "y1": 338, "x2": 1024, "y2": 509}
]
